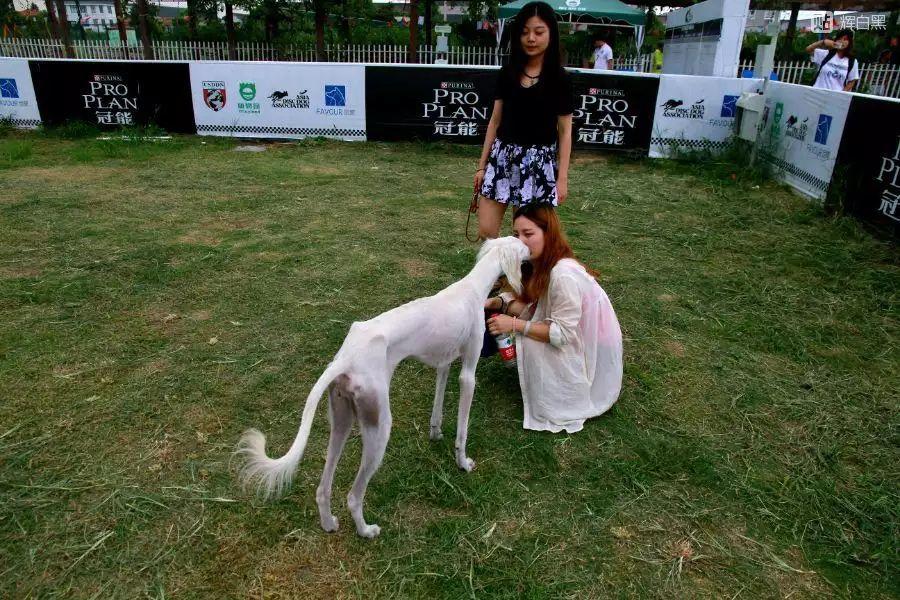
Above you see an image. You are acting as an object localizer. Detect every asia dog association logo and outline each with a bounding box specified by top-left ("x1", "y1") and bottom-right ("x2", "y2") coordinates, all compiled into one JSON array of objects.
[
  {"x1": 785, "y1": 115, "x2": 809, "y2": 141},
  {"x1": 202, "y1": 81, "x2": 226, "y2": 111},
  {"x1": 268, "y1": 89, "x2": 310, "y2": 109},
  {"x1": 660, "y1": 98, "x2": 705, "y2": 119}
]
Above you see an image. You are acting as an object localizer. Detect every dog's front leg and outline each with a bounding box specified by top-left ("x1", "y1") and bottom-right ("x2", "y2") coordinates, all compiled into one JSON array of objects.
[
  {"x1": 430, "y1": 365, "x2": 450, "y2": 441},
  {"x1": 454, "y1": 355, "x2": 478, "y2": 472}
]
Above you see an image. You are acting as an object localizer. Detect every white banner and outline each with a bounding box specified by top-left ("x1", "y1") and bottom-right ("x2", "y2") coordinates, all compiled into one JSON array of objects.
[
  {"x1": 189, "y1": 62, "x2": 366, "y2": 140},
  {"x1": 758, "y1": 81, "x2": 851, "y2": 200},
  {"x1": 0, "y1": 58, "x2": 42, "y2": 128},
  {"x1": 650, "y1": 74, "x2": 764, "y2": 158}
]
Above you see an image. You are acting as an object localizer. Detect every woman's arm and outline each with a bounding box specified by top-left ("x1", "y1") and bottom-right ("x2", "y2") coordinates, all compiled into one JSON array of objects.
[
  {"x1": 843, "y1": 79, "x2": 858, "y2": 92},
  {"x1": 556, "y1": 114, "x2": 573, "y2": 204},
  {"x1": 478, "y1": 100, "x2": 503, "y2": 170},
  {"x1": 806, "y1": 38, "x2": 834, "y2": 55},
  {"x1": 484, "y1": 295, "x2": 530, "y2": 318},
  {"x1": 486, "y1": 313, "x2": 551, "y2": 343}
]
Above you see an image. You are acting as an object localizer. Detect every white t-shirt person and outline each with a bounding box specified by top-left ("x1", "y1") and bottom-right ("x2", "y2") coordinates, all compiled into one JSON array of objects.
[
  {"x1": 592, "y1": 43, "x2": 613, "y2": 71},
  {"x1": 811, "y1": 48, "x2": 859, "y2": 92}
]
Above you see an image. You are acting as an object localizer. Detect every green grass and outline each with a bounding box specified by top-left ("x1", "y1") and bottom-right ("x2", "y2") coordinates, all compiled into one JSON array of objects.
[{"x1": 0, "y1": 132, "x2": 897, "y2": 598}]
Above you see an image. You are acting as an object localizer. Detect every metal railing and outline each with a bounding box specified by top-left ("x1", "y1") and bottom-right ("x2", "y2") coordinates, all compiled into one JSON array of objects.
[{"x1": 737, "y1": 58, "x2": 900, "y2": 98}]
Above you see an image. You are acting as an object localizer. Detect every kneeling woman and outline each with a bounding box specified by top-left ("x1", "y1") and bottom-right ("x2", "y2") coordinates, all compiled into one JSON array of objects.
[{"x1": 485, "y1": 204, "x2": 623, "y2": 433}]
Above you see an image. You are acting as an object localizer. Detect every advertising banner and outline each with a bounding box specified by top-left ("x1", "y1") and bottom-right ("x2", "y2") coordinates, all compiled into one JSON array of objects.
[
  {"x1": 570, "y1": 71, "x2": 659, "y2": 153},
  {"x1": 757, "y1": 81, "x2": 851, "y2": 200},
  {"x1": 0, "y1": 58, "x2": 41, "y2": 128},
  {"x1": 28, "y1": 60, "x2": 195, "y2": 132},
  {"x1": 365, "y1": 65, "x2": 495, "y2": 143},
  {"x1": 835, "y1": 94, "x2": 900, "y2": 235},
  {"x1": 649, "y1": 74, "x2": 763, "y2": 157},
  {"x1": 190, "y1": 62, "x2": 366, "y2": 140}
]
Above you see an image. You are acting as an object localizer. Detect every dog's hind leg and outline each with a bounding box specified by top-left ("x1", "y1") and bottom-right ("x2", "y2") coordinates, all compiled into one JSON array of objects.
[
  {"x1": 429, "y1": 365, "x2": 450, "y2": 441},
  {"x1": 347, "y1": 382, "x2": 391, "y2": 538},
  {"x1": 316, "y1": 378, "x2": 353, "y2": 533}
]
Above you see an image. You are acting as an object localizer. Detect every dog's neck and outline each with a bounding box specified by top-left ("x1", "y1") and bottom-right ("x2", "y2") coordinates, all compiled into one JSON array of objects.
[{"x1": 467, "y1": 251, "x2": 510, "y2": 299}]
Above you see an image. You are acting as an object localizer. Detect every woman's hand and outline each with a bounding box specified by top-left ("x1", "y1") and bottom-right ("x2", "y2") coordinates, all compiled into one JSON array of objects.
[
  {"x1": 557, "y1": 176, "x2": 568, "y2": 205},
  {"x1": 474, "y1": 168, "x2": 486, "y2": 193},
  {"x1": 484, "y1": 297, "x2": 502, "y2": 311},
  {"x1": 487, "y1": 314, "x2": 516, "y2": 335}
]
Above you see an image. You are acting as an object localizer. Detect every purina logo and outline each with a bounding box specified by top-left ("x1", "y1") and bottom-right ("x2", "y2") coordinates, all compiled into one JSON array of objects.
[
  {"x1": 202, "y1": 81, "x2": 226, "y2": 111},
  {"x1": 815, "y1": 114, "x2": 832, "y2": 145},
  {"x1": 325, "y1": 85, "x2": 346, "y2": 107},
  {"x1": 0, "y1": 78, "x2": 20, "y2": 99},
  {"x1": 720, "y1": 95, "x2": 739, "y2": 118},
  {"x1": 440, "y1": 81, "x2": 475, "y2": 90},
  {"x1": 565, "y1": 0, "x2": 581, "y2": 8},
  {"x1": 588, "y1": 88, "x2": 625, "y2": 97},
  {"x1": 685, "y1": 8, "x2": 693, "y2": 22}
]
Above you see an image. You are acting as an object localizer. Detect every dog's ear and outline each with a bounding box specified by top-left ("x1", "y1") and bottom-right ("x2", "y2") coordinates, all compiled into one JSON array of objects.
[
  {"x1": 476, "y1": 237, "x2": 500, "y2": 263},
  {"x1": 498, "y1": 240, "x2": 528, "y2": 295}
]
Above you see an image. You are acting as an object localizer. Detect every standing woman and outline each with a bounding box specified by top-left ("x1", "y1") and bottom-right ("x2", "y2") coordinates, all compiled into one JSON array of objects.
[{"x1": 474, "y1": 1, "x2": 575, "y2": 240}]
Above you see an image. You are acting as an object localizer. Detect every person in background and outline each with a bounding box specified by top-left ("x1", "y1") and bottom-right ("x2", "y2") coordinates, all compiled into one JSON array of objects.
[
  {"x1": 473, "y1": 1, "x2": 574, "y2": 240},
  {"x1": 652, "y1": 42, "x2": 663, "y2": 73},
  {"x1": 591, "y1": 34, "x2": 613, "y2": 71},
  {"x1": 806, "y1": 28, "x2": 859, "y2": 92}
]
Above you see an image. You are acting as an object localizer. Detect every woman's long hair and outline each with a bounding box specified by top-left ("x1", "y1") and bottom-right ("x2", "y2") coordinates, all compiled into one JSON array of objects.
[
  {"x1": 513, "y1": 204, "x2": 597, "y2": 304},
  {"x1": 505, "y1": 2, "x2": 564, "y2": 88},
  {"x1": 834, "y1": 28, "x2": 855, "y2": 57}
]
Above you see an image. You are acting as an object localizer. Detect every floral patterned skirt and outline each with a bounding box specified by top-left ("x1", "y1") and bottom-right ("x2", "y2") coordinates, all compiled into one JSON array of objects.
[{"x1": 479, "y1": 138, "x2": 559, "y2": 207}]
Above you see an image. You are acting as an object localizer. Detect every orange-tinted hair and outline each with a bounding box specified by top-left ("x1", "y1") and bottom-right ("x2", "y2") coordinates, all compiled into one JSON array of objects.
[{"x1": 513, "y1": 204, "x2": 597, "y2": 304}]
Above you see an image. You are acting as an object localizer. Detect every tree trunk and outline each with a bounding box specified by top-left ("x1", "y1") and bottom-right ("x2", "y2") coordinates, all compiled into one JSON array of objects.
[
  {"x1": 409, "y1": 0, "x2": 419, "y2": 63},
  {"x1": 424, "y1": 0, "x2": 432, "y2": 49},
  {"x1": 341, "y1": 0, "x2": 351, "y2": 44},
  {"x1": 112, "y1": 0, "x2": 127, "y2": 44},
  {"x1": 54, "y1": 0, "x2": 75, "y2": 58},
  {"x1": 46, "y1": 0, "x2": 61, "y2": 40},
  {"x1": 137, "y1": 0, "x2": 154, "y2": 59},
  {"x1": 314, "y1": 0, "x2": 326, "y2": 61},
  {"x1": 225, "y1": 1, "x2": 237, "y2": 60},
  {"x1": 187, "y1": 0, "x2": 198, "y2": 40},
  {"x1": 782, "y1": 2, "x2": 800, "y2": 60}
]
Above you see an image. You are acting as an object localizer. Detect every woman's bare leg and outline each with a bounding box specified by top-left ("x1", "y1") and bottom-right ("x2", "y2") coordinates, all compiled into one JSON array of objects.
[{"x1": 477, "y1": 196, "x2": 507, "y2": 240}]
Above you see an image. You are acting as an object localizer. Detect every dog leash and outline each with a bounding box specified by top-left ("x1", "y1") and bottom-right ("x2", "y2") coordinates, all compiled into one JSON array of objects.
[{"x1": 465, "y1": 189, "x2": 479, "y2": 243}]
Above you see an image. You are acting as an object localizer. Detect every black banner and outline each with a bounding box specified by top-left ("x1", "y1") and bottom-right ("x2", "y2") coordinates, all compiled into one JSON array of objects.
[
  {"x1": 835, "y1": 95, "x2": 900, "y2": 237},
  {"x1": 28, "y1": 61, "x2": 195, "y2": 133},
  {"x1": 365, "y1": 66, "x2": 659, "y2": 153},
  {"x1": 571, "y1": 72, "x2": 659, "y2": 152},
  {"x1": 365, "y1": 66, "x2": 497, "y2": 144}
]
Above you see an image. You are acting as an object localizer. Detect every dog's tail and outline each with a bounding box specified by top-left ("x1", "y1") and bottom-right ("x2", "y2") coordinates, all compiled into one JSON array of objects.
[{"x1": 235, "y1": 360, "x2": 345, "y2": 500}]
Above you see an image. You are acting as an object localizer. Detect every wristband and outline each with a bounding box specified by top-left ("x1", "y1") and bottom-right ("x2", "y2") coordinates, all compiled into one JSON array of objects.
[{"x1": 523, "y1": 320, "x2": 532, "y2": 336}]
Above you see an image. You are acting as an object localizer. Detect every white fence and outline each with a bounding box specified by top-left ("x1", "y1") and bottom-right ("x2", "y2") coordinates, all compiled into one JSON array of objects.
[
  {"x1": 738, "y1": 59, "x2": 900, "y2": 98},
  {"x1": 0, "y1": 38, "x2": 655, "y2": 69},
  {"x1": 3, "y1": 38, "x2": 896, "y2": 98}
]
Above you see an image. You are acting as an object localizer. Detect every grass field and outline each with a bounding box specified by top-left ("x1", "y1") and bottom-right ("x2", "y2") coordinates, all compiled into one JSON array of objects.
[{"x1": 0, "y1": 131, "x2": 897, "y2": 599}]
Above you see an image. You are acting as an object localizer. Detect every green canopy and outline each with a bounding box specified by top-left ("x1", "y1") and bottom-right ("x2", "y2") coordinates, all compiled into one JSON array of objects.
[{"x1": 498, "y1": 0, "x2": 645, "y2": 26}]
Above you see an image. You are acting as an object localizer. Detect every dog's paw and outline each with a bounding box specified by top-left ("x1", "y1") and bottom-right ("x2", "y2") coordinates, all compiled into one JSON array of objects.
[
  {"x1": 457, "y1": 457, "x2": 476, "y2": 472},
  {"x1": 358, "y1": 523, "x2": 381, "y2": 539},
  {"x1": 320, "y1": 515, "x2": 339, "y2": 533},
  {"x1": 429, "y1": 426, "x2": 443, "y2": 441}
]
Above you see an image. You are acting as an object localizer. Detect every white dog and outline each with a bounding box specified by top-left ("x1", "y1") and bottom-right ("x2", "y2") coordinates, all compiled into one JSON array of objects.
[{"x1": 235, "y1": 237, "x2": 530, "y2": 538}]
